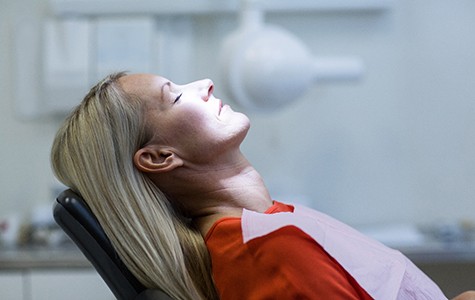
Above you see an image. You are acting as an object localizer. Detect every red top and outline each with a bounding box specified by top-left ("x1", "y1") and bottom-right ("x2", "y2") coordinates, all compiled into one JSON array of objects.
[{"x1": 205, "y1": 201, "x2": 373, "y2": 299}]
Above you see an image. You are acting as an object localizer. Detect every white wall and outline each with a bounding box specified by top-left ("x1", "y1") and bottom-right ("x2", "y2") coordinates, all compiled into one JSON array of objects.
[
  {"x1": 0, "y1": 0, "x2": 61, "y2": 217},
  {"x1": 1, "y1": 0, "x2": 474, "y2": 229}
]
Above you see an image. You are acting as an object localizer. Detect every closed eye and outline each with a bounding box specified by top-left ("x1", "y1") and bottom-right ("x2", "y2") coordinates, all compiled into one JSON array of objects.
[{"x1": 174, "y1": 93, "x2": 183, "y2": 103}]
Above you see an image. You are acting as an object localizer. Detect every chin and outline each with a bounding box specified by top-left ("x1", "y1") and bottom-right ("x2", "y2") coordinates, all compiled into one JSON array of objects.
[
  {"x1": 238, "y1": 118, "x2": 251, "y2": 143},
  {"x1": 239, "y1": 115, "x2": 251, "y2": 135},
  {"x1": 238, "y1": 111, "x2": 251, "y2": 126}
]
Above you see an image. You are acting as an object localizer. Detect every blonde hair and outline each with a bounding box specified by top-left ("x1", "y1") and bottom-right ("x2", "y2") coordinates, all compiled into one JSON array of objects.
[{"x1": 51, "y1": 72, "x2": 218, "y2": 300}]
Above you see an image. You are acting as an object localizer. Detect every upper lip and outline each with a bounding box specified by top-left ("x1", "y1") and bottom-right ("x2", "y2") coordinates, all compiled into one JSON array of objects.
[
  {"x1": 218, "y1": 99, "x2": 223, "y2": 115},
  {"x1": 210, "y1": 94, "x2": 223, "y2": 115}
]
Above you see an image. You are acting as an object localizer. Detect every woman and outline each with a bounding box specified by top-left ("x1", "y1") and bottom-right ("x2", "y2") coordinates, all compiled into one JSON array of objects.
[
  {"x1": 51, "y1": 72, "x2": 219, "y2": 300},
  {"x1": 51, "y1": 72, "x2": 474, "y2": 300}
]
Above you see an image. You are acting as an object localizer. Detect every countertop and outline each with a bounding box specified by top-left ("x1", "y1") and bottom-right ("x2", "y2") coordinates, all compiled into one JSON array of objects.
[
  {"x1": 359, "y1": 222, "x2": 475, "y2": 264},
  {"x1": 399, "y1": 242, "x2": 475, "y2": 264},
  {"x1": 1, "y1": 240, "x2": 474, "y2": 270},
  {"x1": 0, "y1": 246, "x2": 91, "y2": 270}
]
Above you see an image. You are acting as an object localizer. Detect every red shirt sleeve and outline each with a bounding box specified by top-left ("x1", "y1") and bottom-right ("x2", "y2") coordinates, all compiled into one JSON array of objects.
[{"x1": 206, "y1": 218, "x2": 373, "y2": 300}]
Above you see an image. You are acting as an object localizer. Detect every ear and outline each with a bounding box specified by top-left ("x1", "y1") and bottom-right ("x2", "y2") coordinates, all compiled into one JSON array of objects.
[{"x1": 133, "y1": 146, "x2": 183, "y2": 174}]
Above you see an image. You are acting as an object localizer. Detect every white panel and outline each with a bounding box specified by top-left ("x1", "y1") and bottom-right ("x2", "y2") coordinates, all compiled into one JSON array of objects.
[
  {"x1": 0, "y1": 272, "x2": 24, "y2": 300},
  {"x1": 94, "y1": 17, "x2": 155, "y2": 80},
  {"x1": 29, "y1": 269, "x2": 114, "y2": 300},
  {"x1": 43, "y1": 19, "x2": 90, "y2": 90},
  {"x1": 14, "y1": 18, "x2": 91, "y2": 118},
  {"x1": 42, "y1": 18, "x2": 91, "y2": 114}
]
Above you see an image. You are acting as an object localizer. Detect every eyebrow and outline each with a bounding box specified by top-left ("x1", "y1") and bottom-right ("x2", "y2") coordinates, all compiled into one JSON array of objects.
[{"x1": 160, "y1": 81, "x2": 171, "y2": 103}]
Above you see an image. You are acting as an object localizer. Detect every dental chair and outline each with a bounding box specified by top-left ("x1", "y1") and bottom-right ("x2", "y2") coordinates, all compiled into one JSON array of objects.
[{"x1": 53, "y1": 189, "x2": 172, "y2": 300}]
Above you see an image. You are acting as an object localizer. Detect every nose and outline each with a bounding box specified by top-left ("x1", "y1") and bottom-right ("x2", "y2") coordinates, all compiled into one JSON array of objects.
[{"x1": 198, "y1": 79, "x2": 214, "y2": 101}]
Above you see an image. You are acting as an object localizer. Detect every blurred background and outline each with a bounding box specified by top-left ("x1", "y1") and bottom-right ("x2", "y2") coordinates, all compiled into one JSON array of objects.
[{"x1": 0, "y1": 0, "x2": 474, "y2": 299}]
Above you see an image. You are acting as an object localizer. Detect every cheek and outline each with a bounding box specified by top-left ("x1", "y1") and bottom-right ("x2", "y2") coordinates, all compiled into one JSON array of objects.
[
  {"x1": 164, "y1": 112, "x2": 216, "y2": 148},
  {"x1": 176, "y1": 112, "x2": 209, "y2": 134}
]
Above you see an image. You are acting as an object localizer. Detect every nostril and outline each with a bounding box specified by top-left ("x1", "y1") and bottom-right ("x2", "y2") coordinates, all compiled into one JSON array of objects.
[
  {"x1": 203, "y1": 80, "x2": 214, "y2": 101},
  {"x1": 208, "y1": 84, "x2": 214, "y2": 96}
]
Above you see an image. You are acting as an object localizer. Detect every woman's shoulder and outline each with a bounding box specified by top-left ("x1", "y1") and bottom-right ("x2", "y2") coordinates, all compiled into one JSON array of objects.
[{"x1": 205, "y1": 216, "x2": 242, "y2": 243}]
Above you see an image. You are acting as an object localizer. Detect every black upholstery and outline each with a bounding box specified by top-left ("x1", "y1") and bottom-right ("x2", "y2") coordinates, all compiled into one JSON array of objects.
[{"x1": 53, "y1": 189, "x2": 172, "y2": 300}]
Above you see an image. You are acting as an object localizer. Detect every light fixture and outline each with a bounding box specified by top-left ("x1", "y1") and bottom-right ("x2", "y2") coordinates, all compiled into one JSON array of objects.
[{"x1": 220, "y1": 0, "x2": 365, "y2": 111}]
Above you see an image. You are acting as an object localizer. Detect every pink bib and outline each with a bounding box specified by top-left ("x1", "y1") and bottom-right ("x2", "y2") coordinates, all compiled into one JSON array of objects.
[{"x1": 242, "y1": 204, "x2": 447, "y2": 300}]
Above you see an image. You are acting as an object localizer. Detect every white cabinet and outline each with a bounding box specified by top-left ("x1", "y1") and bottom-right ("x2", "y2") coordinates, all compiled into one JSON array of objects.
[
  {"x1": 0, "y1": 269, "x2": 114, "y2": 300},
  {"x1": 0, "y1": 271, "x2": 24, "y2": 300},
  {"x1": 29, "y1": 269, "x2": 114, "y2": 300}
]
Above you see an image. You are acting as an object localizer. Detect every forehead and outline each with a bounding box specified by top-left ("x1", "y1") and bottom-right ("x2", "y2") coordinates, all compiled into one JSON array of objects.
[{"x1": 118, "y1": 73, "x2": 168, "y2": 102}]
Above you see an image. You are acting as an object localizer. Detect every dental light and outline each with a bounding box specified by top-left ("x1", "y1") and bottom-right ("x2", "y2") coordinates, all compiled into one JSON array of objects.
[{"x1": 220, "y1": 0, "x2": 365, "y2": 111}]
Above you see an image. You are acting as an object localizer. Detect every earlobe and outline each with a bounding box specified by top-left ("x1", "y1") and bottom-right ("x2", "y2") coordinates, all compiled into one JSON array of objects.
[{"x1": 133, "y1": 147, "x2": 183, "y2": 173}]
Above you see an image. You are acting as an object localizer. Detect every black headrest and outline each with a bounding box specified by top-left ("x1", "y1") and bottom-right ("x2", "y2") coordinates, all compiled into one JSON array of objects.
[{"x1": 53, "y1": 189, "x2": 146, "y2": 300}]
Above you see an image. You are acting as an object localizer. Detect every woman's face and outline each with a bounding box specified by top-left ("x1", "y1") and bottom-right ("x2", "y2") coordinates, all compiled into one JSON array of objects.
[{"x1": 119, "y1": 73, "x2": 250, "y2": 163}]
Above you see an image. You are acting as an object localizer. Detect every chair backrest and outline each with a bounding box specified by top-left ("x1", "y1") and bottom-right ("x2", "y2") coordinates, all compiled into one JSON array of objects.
[{"x1": 53, "y1": 189, "x2": 172, "y2": 300}]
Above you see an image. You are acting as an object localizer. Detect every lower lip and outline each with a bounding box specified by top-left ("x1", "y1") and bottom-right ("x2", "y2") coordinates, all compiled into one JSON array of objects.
[{"x1": 220, "y1": 104, "x2": 230, "y2": 114}]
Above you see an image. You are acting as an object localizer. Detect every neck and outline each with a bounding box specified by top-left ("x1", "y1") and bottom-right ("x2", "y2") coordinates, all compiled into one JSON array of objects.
[{"x1": 151, "y1": 152, "x2": 273, "y2": 236}]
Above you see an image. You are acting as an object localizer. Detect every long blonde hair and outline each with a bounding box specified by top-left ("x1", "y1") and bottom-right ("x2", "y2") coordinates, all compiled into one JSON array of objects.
[{"x1": 51, "y1": 72, "x2": 218, "y2": 300}]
